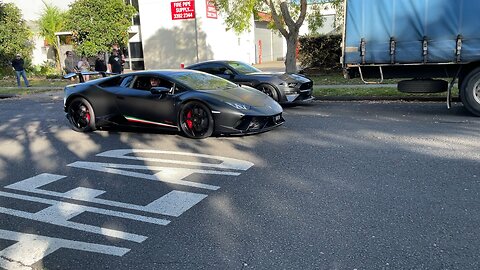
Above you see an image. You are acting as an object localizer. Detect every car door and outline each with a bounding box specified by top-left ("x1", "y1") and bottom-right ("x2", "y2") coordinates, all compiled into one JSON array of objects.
[{"x1": 115, "y1": 74, "x2": 178, "y2": 129}]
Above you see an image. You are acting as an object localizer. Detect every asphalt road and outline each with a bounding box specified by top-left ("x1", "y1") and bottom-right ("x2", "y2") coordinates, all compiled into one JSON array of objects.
[{"x1": 0, "y1": 93, "x2": 479, "y2": 269}]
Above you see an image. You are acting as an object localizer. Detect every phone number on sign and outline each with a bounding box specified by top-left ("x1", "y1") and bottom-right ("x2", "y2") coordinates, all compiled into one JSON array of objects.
[{"x1": 173, "y1": 12, "x2": 195, "y2": 19}]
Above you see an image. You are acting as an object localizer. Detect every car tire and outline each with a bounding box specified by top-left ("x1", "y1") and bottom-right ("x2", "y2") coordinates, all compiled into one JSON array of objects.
[
  {"x1": 256, "y1": 84, "x2": 279, "y2": 101},
  {"x1": 460, "y1": 68, "x2": 480, "y2": 116},
  {"x1": 67, "y1": 97, "x2": 96, "y2": 132},
  {"x1": 179, "y1": 101, "x2": 214, "y2": 139}
]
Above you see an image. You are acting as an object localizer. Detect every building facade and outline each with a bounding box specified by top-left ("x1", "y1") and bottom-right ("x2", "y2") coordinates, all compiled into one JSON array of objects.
[{"x1": 5, "y1": 0, "x2": 335, "y2": 70}]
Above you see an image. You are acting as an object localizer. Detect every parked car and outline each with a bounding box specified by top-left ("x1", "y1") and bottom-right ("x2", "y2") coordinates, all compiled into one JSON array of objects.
[
  {"x1": 186, "y1": 60, "x2": 314, "y2": 103},
  {"x1": 64, "y1": 70, "x2": 284, "y2": 139}
]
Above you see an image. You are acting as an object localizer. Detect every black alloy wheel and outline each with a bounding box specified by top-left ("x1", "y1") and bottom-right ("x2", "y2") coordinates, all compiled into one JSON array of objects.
[
  {"x1": 67, "y1": 97, "x2": 96, "y2": 132},
  {"x1": 179, "y1": 101, "x2": 214, "y2": 139},
  {"x1": 257, "y1": 84, "x2": 279, "y2": 101}
]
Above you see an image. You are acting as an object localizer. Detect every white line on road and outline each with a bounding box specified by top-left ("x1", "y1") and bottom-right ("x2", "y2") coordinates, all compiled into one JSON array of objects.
[
  {"x1": 6, "y1": 173, "x2": 208, "y2": 217},
  {"x1": 0, "y1": 229, "x2": 129, "y2": 270},
  {"x1": 97, "y1": 149, "x2": 254, "y2": 170},
  {"x1": 0, "y1": 191, "x2": 171, "y2": 243},
  {"x1": 67, "y1": 161, "x2": 230, "y2": 190}
]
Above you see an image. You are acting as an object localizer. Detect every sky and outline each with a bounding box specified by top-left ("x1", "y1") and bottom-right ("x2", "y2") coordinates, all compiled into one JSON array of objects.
[{"x1": 4, "y1": 0, "x2": 72, "y2": 21}]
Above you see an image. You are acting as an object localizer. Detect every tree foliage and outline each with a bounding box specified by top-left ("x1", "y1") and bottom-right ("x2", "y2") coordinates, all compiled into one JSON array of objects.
[
  {"x1": 0, "y1": 2, "x2": 33, "y2": 73},
  {"x1": 214, "y1": 0, "x2": 336, "y2": 73},
  {"x1": 65, "y1": 0, "x2": 136, "y2": 56},
  {"x1": 298, "y1": 34, "x2": 342, "y2": 70},
  {"x1": 38, "y1": 1, "x2": 66, "y2": 70}
]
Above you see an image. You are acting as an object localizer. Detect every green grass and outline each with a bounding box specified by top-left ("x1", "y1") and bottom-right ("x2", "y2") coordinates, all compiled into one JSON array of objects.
[
  {"x1": 0, "y1": 78, "x2": 70, "y2": 88},
  {"x1": 308, "y1": 72, "x2": 400, "y2": 85}
]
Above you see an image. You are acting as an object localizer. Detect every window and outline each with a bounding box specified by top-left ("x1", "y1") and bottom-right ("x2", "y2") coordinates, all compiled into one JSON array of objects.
[
  {"x1": 195, "y1": 63, "x2": 229, "y2": 75},
  {"x1": 131, "y1": 61, "x2": 145, "y2": 70},
  {"x1": 129, "y1": 42, "x2": 144, "y2": 59},
  {"x1": 170, "y1": 71, "x2": 237, "y2": 90},
  {"x1": 99, "y1": 76, "x2": 131, "y2": 87},
  {"x1": 227, "y1": 61, "x2": 260, "y2": 74},
  {"x1": 131, "y1": 76, "x2": 173, "y2": 91}
]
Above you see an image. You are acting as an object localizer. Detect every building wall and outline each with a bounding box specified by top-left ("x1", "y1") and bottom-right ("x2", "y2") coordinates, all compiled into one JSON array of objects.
[
  {"x1": 138, "y1": 0, "x2": 255, "y2": 69},
  {"x1": 254, "y1": 21, "x2": 284, "y2": 63}
]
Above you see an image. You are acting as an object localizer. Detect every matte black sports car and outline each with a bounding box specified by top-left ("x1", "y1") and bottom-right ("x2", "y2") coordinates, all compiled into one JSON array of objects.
[
  {"x1": 186, "y1": 60, "x2": 314, "y2": 103},
  {"x1": 63, "y1": 70, "x2": 284, "y2": 139}
]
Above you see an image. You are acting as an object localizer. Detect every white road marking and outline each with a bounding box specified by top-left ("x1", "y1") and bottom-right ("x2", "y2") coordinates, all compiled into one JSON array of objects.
[
  {"x1": 144, "y1": 190, "x2": 207, "y2": 217},
  {"x1": 6, "y1": 173, "x2": 208, "y2": 217},
  {"x1": 0, "y1": 149, "x2": 255, "y2": 267},
  {"x1": 0, "y1": 229, "x2": 129, "y2": 270},
  {"x1": 97, "y1": 149, "x2": 254, "y2": 170},
  {"x1": 67, "y1": 161, "x2": 230, "y2": 190},
  {"x1": 0, "y1": 191, "x2": 173, "y2": 243}
]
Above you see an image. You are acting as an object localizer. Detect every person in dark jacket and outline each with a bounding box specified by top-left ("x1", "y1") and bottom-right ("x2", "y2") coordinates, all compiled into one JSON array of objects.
[
  {"x1": 108, "y1": 49, "x2": 123, "y2": 74},
  {"x1": 11, "y1": 54, "x2": 30, "y2": 87},
  {"x1": 94, "y1": 52, "x2": 107, "y2": 72}
]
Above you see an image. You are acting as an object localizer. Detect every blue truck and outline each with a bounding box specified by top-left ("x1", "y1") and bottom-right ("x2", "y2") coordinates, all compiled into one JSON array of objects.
[{"x1": 341, "y1": 0, "x2": 480, "y2": 116}]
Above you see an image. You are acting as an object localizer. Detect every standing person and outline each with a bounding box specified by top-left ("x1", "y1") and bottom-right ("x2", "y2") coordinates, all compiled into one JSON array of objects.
[
  {"x1": 77, "y1": 56, "x2": 91, "y2": 82},
  {"x1": 64, "y1": 51, "x2": 77, "y2": 74},
  {"x1": 108, "y1": 49, "x2": 123, "y2": 74},
  {"x1": 112, "y1": 43, "x2": 126, "y2": 71},
  {"x1": 94, "y1": 52, "x2": 107, "y2": 73},
  {"x1": 11, "y1": 54, "x2": 30, "y2": 88}
]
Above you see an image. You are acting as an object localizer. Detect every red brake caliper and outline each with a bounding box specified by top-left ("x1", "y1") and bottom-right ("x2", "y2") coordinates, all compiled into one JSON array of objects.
[
  {"x1": 80, "y1": 105, "x2": 90, "y2": 123},
  {"x1": 185, "y1": 110, "x2": 193, "y2": 129}
]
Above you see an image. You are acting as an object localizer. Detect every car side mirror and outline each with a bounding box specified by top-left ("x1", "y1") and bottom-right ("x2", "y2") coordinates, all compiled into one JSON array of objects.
[
  {"x1": 223, "y1": 70, "x2": 235, "y2": 80},
  {"x1": 223, "y1": 69, "x2": 234, "y2": 77},
  {"x1": 150, "y1": 87, "x2": 171, "y2": 95}
]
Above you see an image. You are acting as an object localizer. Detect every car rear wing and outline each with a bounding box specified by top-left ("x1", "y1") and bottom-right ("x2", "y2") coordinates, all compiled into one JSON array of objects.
[{"x1": 63, "y1": 71, "x2": 119, "y2": 83}]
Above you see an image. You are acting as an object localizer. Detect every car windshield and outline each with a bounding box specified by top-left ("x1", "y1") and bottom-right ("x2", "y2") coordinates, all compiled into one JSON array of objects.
[
  {"x1": 171, "y1": 71, "x2": 238, "y2": 90},
  {"x1": 227, "y1": 61, "x2": 261, "y2": 74}
]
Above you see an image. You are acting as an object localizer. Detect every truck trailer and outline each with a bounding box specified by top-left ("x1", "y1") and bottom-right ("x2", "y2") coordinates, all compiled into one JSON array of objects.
[{"x1": 342, "y1": 0, "x2": 480, "y2": 116}]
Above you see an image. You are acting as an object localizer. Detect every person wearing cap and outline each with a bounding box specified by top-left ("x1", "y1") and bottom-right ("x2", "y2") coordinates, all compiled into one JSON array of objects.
[{"x1": 11, "y1": 54, "x2": 30, "y2": 87}]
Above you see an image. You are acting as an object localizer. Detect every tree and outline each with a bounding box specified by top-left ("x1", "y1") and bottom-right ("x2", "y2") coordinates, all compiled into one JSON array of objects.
[
  {"x1": 38, "y1": 1, "x2": 66, "y2": 71},
  {"x1": 65, "y1": 0, "x2": 136, "y2": 57},
  {"x1": 214, "y1": 0, "x2": 337, "y2": 73},
  {"x1": 0, "y1": 2, "x2": 33, "y2": 74}
]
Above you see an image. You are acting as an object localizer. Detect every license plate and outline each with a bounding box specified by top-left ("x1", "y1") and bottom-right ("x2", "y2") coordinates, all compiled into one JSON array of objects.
[{"x1": 274, "y1": 115, "x2": 281, "y2": 122}]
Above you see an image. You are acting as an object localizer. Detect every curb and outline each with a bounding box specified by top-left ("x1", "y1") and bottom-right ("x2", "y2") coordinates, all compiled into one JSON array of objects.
[
  {"x1": 316, "y1": 96, "x2": 458, "y2": 102},
  {"x1": 0, "y1": 94, "x2": 17, "y2": 99}
]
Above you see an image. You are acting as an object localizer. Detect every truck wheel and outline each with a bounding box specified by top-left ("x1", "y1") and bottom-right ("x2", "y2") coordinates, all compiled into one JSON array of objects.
[
  {"x1": 397, "y1": 79, "x2": 448, "y2": 93},
  {"x1": 460, "y1": 69, "x2": 480, "y2": 116}
]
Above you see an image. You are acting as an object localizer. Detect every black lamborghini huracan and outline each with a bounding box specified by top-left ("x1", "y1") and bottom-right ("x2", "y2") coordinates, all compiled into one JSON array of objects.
[{"x1": 63, "y1": 70, "x2": 284, "y2": 139}]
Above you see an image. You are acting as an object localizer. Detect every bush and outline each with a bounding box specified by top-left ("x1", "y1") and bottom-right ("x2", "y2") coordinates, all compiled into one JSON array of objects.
[
  {"x1": 298, "y1": 34, "x2": 342, "y2": 72},
  {"x1": 30, "y1": 61, "x2": 60, "y2": 77}
]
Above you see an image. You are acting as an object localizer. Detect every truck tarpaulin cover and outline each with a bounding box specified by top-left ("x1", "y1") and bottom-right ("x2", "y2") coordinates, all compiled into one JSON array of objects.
[{"x1": 344, "y1": 0, "x2": 480, "y2": 65}]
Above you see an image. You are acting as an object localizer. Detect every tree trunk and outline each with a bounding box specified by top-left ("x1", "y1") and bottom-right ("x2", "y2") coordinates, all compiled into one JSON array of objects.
[
  {"x1": 53, "y1": 47, "x2": 61, "y2": 72},
  {"x1": 284, "y1": 35, "x2": 298, "y2": 73}
]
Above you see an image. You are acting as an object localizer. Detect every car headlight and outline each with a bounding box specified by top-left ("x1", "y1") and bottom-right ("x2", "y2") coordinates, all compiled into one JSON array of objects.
[
  {"x1": 226, "y1": 102, "x2": 250, "y2": 110},
  {"x1": 280, "y1": 82, "x2": 298, "y2": 88}
]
